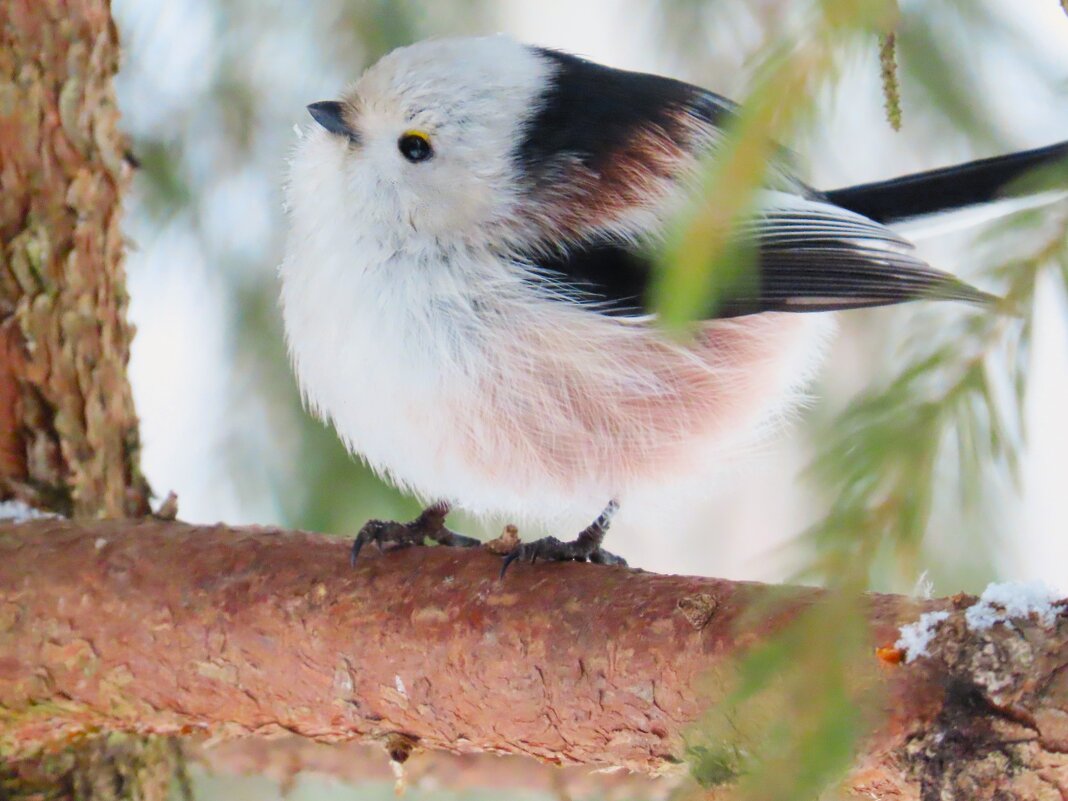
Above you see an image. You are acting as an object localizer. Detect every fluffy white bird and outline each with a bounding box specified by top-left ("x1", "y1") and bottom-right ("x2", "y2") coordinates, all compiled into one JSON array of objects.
[{"x1": 279, "y1": 35, "x2": 1066, "y2": 572}]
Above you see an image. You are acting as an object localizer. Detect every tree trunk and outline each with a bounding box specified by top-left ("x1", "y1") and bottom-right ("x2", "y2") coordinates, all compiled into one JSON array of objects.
[
  {"x1": 0, "y1": 0, "x2": 150, "y2": 518},
  {"x1": 1, "y1": 1, "x2": 172, "y2": 797},
  {"x1": 2, "y1": 520, "x2": 1067, "y2": 800}
]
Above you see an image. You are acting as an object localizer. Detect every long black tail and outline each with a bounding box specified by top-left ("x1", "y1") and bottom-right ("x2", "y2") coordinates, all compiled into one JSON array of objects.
[{"x1": 824, "y1": 140, "x2": 1068, "y2": 225}]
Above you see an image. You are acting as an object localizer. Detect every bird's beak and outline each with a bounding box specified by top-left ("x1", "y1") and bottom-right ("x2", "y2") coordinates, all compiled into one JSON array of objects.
[{"x1": 306, "y1": 101, "x2": 359, "y2": 142}]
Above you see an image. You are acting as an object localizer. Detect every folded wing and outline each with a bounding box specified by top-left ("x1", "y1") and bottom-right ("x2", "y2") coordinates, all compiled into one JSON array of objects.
[
  {"x1": 514, "y1": 50, "x2": 994, "y2": 319},
  {"x1": 520, "y1": 194, "x2": 994, "y2": 319}
]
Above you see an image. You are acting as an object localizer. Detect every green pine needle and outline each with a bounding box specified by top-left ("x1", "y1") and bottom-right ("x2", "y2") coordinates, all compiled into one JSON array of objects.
[{"x1": 879, "y1": 33, "x2": 903, "y2": 131}]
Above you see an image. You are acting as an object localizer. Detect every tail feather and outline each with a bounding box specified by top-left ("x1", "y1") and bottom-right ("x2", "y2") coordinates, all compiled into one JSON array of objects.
[{"x1": 824, "y1": 140, "x2": 1068, "y2": 224}]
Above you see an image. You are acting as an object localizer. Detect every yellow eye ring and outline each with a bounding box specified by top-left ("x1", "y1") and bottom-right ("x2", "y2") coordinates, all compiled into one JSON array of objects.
[{"x1": 398, "y1": 130, "x2": 433, "y2": 163}]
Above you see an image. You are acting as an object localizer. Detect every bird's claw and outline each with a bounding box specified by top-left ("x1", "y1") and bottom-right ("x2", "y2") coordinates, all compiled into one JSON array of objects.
[
  {"x1": 499, "y1": 536, "x2": 627, "y2": 578},
  {"x1": 350, "y1": 504, "x2": 480, "y2": 567},
  {"x1": 350, "y1": 519, "x2": 407, "y2": 566}
]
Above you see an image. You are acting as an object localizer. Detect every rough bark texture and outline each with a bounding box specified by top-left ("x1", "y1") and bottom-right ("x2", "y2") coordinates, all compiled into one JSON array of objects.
[
  {"x1": 0, "y1": 0, "x2": 150, "y2": 519},
  {"x1": 1, "y1": 2, "x2": 171, "y2": 797},
  {"x1": 2, "y1": 521, "x2": 1066, "y2": 800}
]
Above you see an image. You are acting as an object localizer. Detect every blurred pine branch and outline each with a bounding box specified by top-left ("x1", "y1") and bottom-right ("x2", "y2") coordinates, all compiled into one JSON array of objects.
[
  {"x1": 879, "y1": 32, "x2": 902, "y2": 131},
  {"x1": 652, "y1": 3, "x2": 1068, "y2": 798}
]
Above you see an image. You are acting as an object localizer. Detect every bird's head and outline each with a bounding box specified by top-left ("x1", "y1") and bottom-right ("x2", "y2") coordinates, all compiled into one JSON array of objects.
[
  {"x1": 288, "y1": 35, "x2": 723, "y2": 257},
  {"x1": 292, "y1": 36, "x2": 546, "y2": 250}
]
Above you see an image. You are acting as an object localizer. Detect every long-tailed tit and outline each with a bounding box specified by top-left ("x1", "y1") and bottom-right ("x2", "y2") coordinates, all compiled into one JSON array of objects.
[{"x1": 279, "y1": 36, "x2": 1067, "y2": 572}]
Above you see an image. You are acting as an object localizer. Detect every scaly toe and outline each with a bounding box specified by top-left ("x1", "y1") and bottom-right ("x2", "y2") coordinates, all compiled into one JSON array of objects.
[{"x1": 500, "y1": 535, "x2": 610, "y2": 578}]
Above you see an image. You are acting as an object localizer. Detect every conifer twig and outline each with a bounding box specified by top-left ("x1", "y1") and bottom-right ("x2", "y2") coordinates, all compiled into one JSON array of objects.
[{"x1": 879, "y1": 33, "x2": 903, "y2": 131}]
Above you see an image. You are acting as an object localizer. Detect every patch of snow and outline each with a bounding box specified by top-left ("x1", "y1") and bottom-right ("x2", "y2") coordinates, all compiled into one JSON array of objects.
[
  {"x1": 964, "y1": 581, "x2": 1062, "y2": 631},
  {"x1": 94, "y1": 538, "x2": 109, "y2": 550},
  {"x1": 394, "y1": 674, "x2": 407, "y2": 698},
  {"x1": 895, "y1": 611, "x2": 950, "y2": 664},
  {"x1": 0, "y1": 500, "x2": 57, "y2": 523}
]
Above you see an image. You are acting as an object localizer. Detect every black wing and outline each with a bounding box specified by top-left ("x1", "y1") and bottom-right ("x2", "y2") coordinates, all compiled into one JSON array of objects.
[
  {"x1": 520, "y1": 201, "x2": 993, "y2": 319},
  {"x1": 514, "y1": 48, "x2": 994, "y2": 318}
]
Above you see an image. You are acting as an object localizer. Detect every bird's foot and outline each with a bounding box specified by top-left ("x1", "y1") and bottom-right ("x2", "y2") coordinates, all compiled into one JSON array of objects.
[
  {"x1": 350, "y1": 502, "x2": 479, "y2": 566},
  {"x1": 500, "y1": 500, "x2": 626, "y2": 577},
  {"x1": 499, "y1": 538, "x2": 627, "y2": 576}
]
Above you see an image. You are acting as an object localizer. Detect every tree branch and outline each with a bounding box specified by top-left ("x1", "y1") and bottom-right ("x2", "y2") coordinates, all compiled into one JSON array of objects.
[{"x1": 3, "y1": 520, "x2": 1066, "y2": 797}]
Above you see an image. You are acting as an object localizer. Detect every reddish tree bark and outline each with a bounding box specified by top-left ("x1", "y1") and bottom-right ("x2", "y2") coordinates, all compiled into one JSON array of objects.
[
  {"x1": 1, "y1": 2, "x2": 171, "y2": 797},
  {"x1": 3, "y1": 520, "x2": 1067, "y2": 799},
  {"x1": 0, "y1": 0, "x2": 150, "y2": 519}
]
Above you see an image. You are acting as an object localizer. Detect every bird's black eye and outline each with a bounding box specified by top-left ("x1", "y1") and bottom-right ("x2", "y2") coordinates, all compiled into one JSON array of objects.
[{"x1": 398, "y1": 131, "x2": 433, "y2": 163}]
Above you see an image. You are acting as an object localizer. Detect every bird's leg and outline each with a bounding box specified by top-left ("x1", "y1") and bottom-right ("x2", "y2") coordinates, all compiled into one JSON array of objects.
[
  {"x1": 350, "y1": 501, "x2": 480, "y2": 566},
  {"x1": 500, "y1": 500, "x2": 627, "y2": 577}
]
